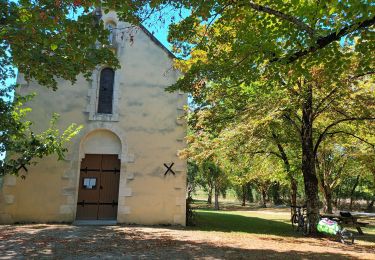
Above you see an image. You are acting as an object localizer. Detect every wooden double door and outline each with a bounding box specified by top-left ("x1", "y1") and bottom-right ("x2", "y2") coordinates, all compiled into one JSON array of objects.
[{"x1": 76, "y1": 154, "x2": 120, "y2": 220}]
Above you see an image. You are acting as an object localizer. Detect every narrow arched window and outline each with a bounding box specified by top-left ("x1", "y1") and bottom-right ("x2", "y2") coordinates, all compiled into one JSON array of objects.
[{"x1": 97, "y1": 68, "x2": 114, "y2": 114}]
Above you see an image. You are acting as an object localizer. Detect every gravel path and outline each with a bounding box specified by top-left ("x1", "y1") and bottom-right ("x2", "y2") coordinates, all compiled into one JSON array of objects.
[{"x1": 1, "y1": 224, "x2": 374, "y2": 259}]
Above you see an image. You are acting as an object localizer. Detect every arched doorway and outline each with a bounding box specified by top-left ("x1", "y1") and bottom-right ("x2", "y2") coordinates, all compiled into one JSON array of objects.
[{"x1": 76, "y1": 130, "x2": 122, "y2": 220}]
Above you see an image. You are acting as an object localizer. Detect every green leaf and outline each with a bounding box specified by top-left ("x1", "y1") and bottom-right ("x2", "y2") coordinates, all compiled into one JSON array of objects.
[{"x1": 50, "y1": 44, "x2": 58, "y2": 51}]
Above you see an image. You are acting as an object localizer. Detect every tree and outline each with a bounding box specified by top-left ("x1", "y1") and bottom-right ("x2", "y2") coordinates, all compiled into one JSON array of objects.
[
  {"x1": 186, "y1": 59, "x2": 374, "y2": 229},
  {"x1": 1, "y1": 0, "x2": 121, "y2": 89},
  {"x1": 315, "y1": 138, "x2": 372, "y2": 213},
  {"x1": 361, "y1": 156, "x2": 375, "y2": 211},
  {"x1": 340, "y1": 139, "x2": 375, "y2": 211},
  {"x1": 233, "y1": 181, "x2": 253, "y2": 206},
  {"x1": 169, "y1": 2, "x2": 375, "y2": 233},
  {"x1": 117, "y1": 0, "x2": 375, "y2": 232},
  {"x1": 1, "y1": 0, "x2": 134, "y2": 175},
  {"x1": 0, "y1": 89, "x2": 82, "y2": 176},
  {"x1": 228, "y1": 164, "x2": 253, "y2": 207},
  {"x1": 200, "y1": 160, "x2": 229, "y2": 210},
  {"x1": 186, "y1": 159, "x2": 199, "y2": 200}
]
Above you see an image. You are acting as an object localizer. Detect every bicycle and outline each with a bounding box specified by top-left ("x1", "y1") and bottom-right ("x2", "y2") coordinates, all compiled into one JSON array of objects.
[
  {"x1": 337, "y1": 228, "x2": 354, "y2": 244},
  {"x1": 291, "y1": 206, "x2": 354, "y2": 244},
  {"x1": 290, "y1": 205, "x2": 309, "y2": 235}
]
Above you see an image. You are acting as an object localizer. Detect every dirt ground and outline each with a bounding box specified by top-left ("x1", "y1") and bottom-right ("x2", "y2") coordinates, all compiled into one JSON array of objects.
[{"x1": 1, "y1": 224, "x2": 374, "y2": 259}]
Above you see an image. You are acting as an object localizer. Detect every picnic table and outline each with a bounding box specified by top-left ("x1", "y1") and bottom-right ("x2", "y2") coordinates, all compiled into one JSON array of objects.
[{"x1": 320, "y1": 212, "x2": 375, "y2": 235}]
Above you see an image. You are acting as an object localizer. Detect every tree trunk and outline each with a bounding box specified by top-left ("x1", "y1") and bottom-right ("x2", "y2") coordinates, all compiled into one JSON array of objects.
[
  {"x1": 367, "y1": 199, "x2": 374, "y2": 212},
  {"x1": 246, "y1": 182, "x2": 253, "y2": 202},
  {"x1": 349, "y1": 175, "x2": 360, "y2": 210},
  {"x1": 242, "y1": 184, "x2": 246, "y2": 206},
  {"x1": 301, "y1": 84, "x2": 320, "y2": 233},
  {"x1": 367, "y1": 173, "x2": 375, "y2": 212},
  {"x1": 291, "y1": 178, "x2": 298, "y2": 214},
  {"x1": 261, "y1": 188, "x2": 267, "y2": 208},
  {"x1": 214, "y1": 186, "x2": 220, "y2": 210},
  {"x1": 323, "y1": 187, "x2": 333, "y2": 214},
  {"x1": 207, "y1": 187, "x2": 213, "y2": 204},
  {"x1": 334, "y1": 190, "x2": 339, "y2": 208},
  {"x1": 271, "y1": 182, "x2": 282, "y2": 205},
  {"x1": 369, "y1": 173, "x2": 375, "y2": 212}
]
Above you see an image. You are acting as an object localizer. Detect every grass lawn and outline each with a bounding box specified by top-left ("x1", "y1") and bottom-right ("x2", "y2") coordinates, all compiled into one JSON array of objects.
[
  {"x1": 190, "y1": 200, "x2": 375, "y2": 245},
  {"x1": 191, "y1": 209, "x2": 294, "y2": 237}
]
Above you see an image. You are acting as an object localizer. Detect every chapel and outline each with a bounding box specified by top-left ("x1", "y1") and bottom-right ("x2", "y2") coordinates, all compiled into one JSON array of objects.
[{"x1": 0, "y1": 10, "x2": 187, "y2": 225}]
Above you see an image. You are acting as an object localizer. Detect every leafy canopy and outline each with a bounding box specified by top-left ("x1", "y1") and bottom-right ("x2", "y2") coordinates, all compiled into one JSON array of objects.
[
  {"x1": 0, "y1": 0, "x2": 138, "y2": 175},
  {"x1": 1, "y1": 0, "x2": 127, "y2": 89}
]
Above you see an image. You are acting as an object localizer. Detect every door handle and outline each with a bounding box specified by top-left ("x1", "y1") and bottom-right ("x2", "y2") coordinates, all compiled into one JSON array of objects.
[{"x1": 100, "y1": 185, "x2": 103, "y2": 189}]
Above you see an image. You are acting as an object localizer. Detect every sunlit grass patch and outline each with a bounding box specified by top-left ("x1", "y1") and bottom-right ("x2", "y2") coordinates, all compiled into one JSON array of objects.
[{"x1": 189, "y1": 204, "x2": 375, "y2": 246}]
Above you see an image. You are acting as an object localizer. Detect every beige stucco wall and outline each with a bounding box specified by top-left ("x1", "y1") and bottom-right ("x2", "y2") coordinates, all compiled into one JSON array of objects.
[{"x1": 0, "y1": 11, "x2": 187, "y2": 225}]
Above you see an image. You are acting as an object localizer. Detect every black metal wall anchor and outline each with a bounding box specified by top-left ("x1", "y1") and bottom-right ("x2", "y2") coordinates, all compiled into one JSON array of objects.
[
  {"x1": 77, "y1": 200, "x2": 86, "y2": 207},
  {"x1": 80, "y1": 167, "x2": 101, "y2": 173},
  {"x1": 102, "y1": 168, "x2": 120, "y2": 174},
  {"x1": 164, "y1": 163, "x2": 175, "y2": 176}
]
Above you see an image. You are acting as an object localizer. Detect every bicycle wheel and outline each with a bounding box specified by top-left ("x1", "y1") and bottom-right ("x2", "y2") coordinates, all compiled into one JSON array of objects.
[
  {"x1": 297, "y1": 216, "x2": 305, "y2": 233},
  {"x1": 302, "y1": 216, "x2": 310, "y2": 236},
  {"x1": 291, "y1": 214, "x2": 299, "y2": 231},
  {"x1": 339, "y1": 229, "x2": 354, "y2": 245}
]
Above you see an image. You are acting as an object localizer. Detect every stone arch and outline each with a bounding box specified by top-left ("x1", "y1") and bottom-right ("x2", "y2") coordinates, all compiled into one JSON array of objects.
[
  {"x1": 81, "y1": 129, "x2": 121, "y2": 156},
  {"x1": 78, "y1": 123, "x2": 128, "y2": 161}
]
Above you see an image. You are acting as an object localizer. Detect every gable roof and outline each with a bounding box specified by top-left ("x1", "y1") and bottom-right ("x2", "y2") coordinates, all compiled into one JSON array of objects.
[{"x1": 139, "y1": 24, "x2": 177, "y2": 60}]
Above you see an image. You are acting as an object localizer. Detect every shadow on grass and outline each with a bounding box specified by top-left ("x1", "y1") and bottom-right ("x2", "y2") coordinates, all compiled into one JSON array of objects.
[
  {"x1": 190, "y1": 209, "x2": 375, "y2": 246},
  {"x1": 0, "y1": 225, "x2": 367, "y2": 259},
  {"x1": 189, "y1": 209, "x2": 296, "y2": 237},
  {"x1": 347, "y1": 225, "x2": 375, "y2": 244}
]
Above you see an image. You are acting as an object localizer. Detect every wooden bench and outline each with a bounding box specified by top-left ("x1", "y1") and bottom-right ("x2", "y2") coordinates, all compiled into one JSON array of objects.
[
  {"x1": 320, "y1": 212, "x2": 370, "y2": 235},
  {"x1": 339, "y1": 217, "x2": 369, "y2": 235}
]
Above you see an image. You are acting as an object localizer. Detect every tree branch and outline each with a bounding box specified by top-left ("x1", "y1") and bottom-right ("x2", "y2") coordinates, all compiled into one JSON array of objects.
[
  {"x1": 349, "y1": 71, "x2": 375, "y2": 80},
  {"x1": 232, "y1": 50, "x2": 258, "y2": 68},
  {"x1": 330, "y1": 158, "x2": 348, "y2": 189},
  {"x1": 244, "y1": 1, "x2": 315, "y2": 36},
  {"x1": 314, "y1": 117, "x2": 375, "y2": 156},
  {"x1": 283, "y1": 113, "x2": 302, "y2": 135},
  {"x1": 271, "y1": 131, "x2": 293, "y2": 177},
  {"x1": 313, "y1": 98, "x2": 337, "y2": 120},
  {"x1": 326, "y1": 131, "x2": 375, "y2": 148},
  {"x1": 313, "y1": 86, "x2": 339, "y2": 119},
  {"x1": 275, "y1": 15, "x2": 375, "y2": 63},
  {"x1": 332, "y1": 108, "x2": 352, "y2": 119}
]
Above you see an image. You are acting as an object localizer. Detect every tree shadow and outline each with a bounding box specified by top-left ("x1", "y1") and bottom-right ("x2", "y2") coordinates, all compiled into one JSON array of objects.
[
  {"x1": 346, "y1": 226, "x2": 375, "y2": 244},
  {"x1": 189, "y1": 210, "x2": 296, "y2": 237},
  {"x1": 0, "y1": 225, "x2": 369, "y2": 259},
  {"x1": 189, "y1": 209, "x2": 375, "y2": 244}
]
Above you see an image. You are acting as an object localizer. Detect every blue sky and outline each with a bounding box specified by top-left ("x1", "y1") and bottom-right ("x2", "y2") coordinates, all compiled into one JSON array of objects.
[{"x1": 143, "y1": 18, "x2": 174, "y2": 51}]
